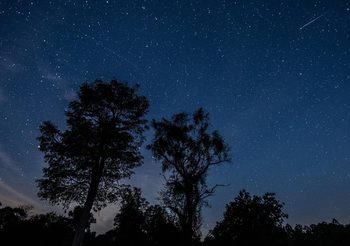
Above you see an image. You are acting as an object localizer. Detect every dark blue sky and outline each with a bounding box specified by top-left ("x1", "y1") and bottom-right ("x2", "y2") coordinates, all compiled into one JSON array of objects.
[{"x1": 1, "y1": 0, "x2": 350, "y2": 234}]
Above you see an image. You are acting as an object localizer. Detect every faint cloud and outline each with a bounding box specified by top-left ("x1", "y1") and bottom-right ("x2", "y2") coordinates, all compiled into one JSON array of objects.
[
  {"x1": 37, "y1": 62, "x2": 76, "y2": 102},
  {"x1": 0, "y1": 147, "x2": 22, "y2": 175},
  {"x1": 63, "y1": 89, "x2": 77, "y2": 102},
  {"x1": 45, "y1": 71, "x2": 62, "y2": 82},
  {"x1": 129, "y1": 169, "x2": 164, "y2": 202},
  {"x1": 0, "y1": 180, "x2": 42, "y2": 210},
  {"x1": 0, "y1": 148, "x2": 43, "y2": 211},
  {"x1": 0, "y1": 55, "x2": 25, "y2": 73},
  {"x1": 91, "y1": 204, "x2": 119, "y2": 234},
  {"x1": 37, "y1": 62, "x2": 67, "y2": 85}
]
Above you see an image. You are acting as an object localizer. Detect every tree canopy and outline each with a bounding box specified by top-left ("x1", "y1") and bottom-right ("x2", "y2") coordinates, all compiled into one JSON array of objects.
[
  {"x1": 148, "y1": 108, "x2": 230, "y2": 244},
  {"x1": 37, "y1": 79, "x2": 149, "y2": 246},
  {"x1": 206, "y1": 190, "x2": 288, "y2": 246}
]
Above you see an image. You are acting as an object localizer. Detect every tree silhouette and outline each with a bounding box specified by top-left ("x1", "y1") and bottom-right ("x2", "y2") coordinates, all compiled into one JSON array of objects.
[
  {"x1": 148, "y1": 108, "x2": 230, "y2": 245},
  {"x1": 113, "y1": 187, "x2": 149, "y2": 246},
  {"x1": 109, "y1": 188, "x2": 182, "y2": 246},
  {"x1": 36, "y1": 79, "x2": 149, "y2": 246},
  {"x1": 144, "y1": 204, "x2": 182, "y2": 246},
  {"x1": 0, "y1": 202, "x2": 30, "y2": 230},
  {"x1": 2, "y1": 197, "x2": 350, "y2": 246},
  {"x1": 206, "y1": 189, "x2": 288, "y2": 246},
  {"x1": 25, "y1": 212, "x2": 75, "y2": 246},
  {"x1": 285, "y1": 219, "x2": 350, "y2": 246},
  {"x1": 0, "y1": 202, "x2": 31, "y2": 245},
  {"x1": 0, "y1": 203, "x2": 80, "y2": 246}
]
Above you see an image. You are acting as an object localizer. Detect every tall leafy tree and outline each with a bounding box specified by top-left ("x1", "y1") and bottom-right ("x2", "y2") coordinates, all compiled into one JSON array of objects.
[
  {"x1": 37, "y1": 79, "x2": 149, "y2": 246},
  {"x1": 148, "y1": 108, "x2": 230, "y2": 245}
]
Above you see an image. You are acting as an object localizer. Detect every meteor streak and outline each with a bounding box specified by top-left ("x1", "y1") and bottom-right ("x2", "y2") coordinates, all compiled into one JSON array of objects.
[{"x1": 299, "y1": 15, "x2": 323, "y2": 30}]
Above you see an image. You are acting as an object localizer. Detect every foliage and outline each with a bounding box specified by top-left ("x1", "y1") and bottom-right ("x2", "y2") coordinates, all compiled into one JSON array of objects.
[
  {"x1": 148, "y1": 108, "x2": 230, "y2": 243},
  {"x1": 143, "y1": 204, "x2": 182, "y2": 246},
  {"x1": 286, "y1": 220, "x2": 350, "y2": 246},
  {"x1": 94, "y1": 188, "x2": 181, "y2": 246},
  {"x1": 36, "y1": 79, "x2": 149, "y2": 246},
  {"x1": 2, "y1": 193, "x2": 350, "y2": 246},
  {"x1": 206, "y1": 190, "x2": 288, "y2": 246},
  {"x1": 37, "y1": 80, "x2": 149, "y2": 209},
  {"x1": 0, "y1": 202, "x2": 31, "y2": 230},
  {"x1": 113, "y1": 187, "x2": 149, "y2": 245},
  {"x1": 0, "y1": 203, "x2": 90, "y2": 246}
]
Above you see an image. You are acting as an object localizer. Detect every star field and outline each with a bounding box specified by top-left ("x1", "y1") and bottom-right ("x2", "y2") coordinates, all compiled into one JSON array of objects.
[{"x1": 0, "y1": 0, "x2": 350, "y2": 234}]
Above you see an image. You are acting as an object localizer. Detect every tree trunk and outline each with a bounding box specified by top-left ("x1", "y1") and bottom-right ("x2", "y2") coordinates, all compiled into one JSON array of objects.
[
  {"x1": 72, "y1": 171, "x2": 100, "y2": 246},
  {"x1": 183, "y1": 224, "x2": 193, "y2": 246},
  {"x1": 184, "y1": 192, "x2": 194, "y2": 246}
]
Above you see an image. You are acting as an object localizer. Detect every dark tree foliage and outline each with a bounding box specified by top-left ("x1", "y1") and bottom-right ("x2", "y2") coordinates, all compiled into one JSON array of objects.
[
  {"x1": 0, "y1": 202, "x2": 32, "y2": 245},
  {"x1": 285, "y1": 220, "x2": 350, "y2": 246},
  {"x1": 113, "y1": 187, "x2": 149, "y2": 246},
  {"x1": 0, "y1": 203, "x2": 90, "y2": 246},
  {"x1": 36, "y1": 79, "x2": 149, "y2": 246},
  {"x1": 148, "y1": 108, "x2": 230, "y2": 245},
  {"x1": 94, "y1": 188, "x2": 181, "y2": 246},
  {"x1": 205, "y1": 189, "x2": 288, "y2": 246},
  {"x1": 25, "y1": 212, "x2": 75, "y2": 246},
  {"x1": 2, "y1": 199, "x2": 350, "y2": 246},
  {"x1": 0, "y1": 202, "x2": 30, "y2": 230},
  {"x1": 143, "y1": 204, "x2": 182, "y2": 246}
]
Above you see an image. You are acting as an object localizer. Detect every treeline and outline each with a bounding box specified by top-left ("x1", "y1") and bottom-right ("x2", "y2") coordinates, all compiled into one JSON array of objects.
[
  {"x1": 1, "y1": 189, "x2": 350, "y2": 246},
  {"x1": 1, "y1": 79, "x2": 349, "y2": 246}
]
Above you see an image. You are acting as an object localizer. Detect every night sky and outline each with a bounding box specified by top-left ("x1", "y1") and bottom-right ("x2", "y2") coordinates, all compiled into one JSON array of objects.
[{"x1": 1, "y1": 0, "x2": 350, "y2": 235}]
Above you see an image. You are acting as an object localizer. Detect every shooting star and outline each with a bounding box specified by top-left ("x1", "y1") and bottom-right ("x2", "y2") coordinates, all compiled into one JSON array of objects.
[{"x1": 299, "y1": 15, "x2": 323, "y2": 30}]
